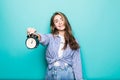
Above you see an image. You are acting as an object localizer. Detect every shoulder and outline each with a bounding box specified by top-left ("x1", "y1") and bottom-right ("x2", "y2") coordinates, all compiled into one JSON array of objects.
[
  {"x1": 46, "y1": 33, "x2": 54, "y2": 38},
  {"x1": 40, "y1": 33, "x2": 53, "y2": 37}
]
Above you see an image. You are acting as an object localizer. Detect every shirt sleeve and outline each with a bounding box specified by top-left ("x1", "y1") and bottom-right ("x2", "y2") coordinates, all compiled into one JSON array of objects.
[
  {"x1": 39, "y1": 34, "x2": 51, "y2": 46},
  {"x1": 72, "y1": 48, "x2": 83, "y2": 80}
]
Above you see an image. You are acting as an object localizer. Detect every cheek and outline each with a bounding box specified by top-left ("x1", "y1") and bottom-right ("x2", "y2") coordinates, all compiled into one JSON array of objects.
[{"x1": 54, "y1": 23, "x2": 58, "y2": 27}]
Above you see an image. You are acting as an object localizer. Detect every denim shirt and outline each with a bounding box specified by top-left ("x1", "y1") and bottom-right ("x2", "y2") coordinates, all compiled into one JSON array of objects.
[{"x1": 39, "y1": 33, "x2": 82, "y2": 80}]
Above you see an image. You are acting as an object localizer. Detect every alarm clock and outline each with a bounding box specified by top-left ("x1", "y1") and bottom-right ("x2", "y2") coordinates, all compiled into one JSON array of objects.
[{"x1": 25, "y1": 33, "x2": 39, "y2": 49}]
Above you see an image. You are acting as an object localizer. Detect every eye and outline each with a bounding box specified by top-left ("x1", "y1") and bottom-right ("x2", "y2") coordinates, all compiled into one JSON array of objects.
[
  {"x1": 61, "y1": 18, "x2": 64, "y2": 21},
  {"x1": 54, "y1": 19, "x2": 58, "y2": 23}
]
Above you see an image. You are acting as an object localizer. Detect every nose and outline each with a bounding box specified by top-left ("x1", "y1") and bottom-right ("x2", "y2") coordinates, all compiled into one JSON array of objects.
[{"x1": 59, "y1": 21, "x2": 62, "y2": 25}]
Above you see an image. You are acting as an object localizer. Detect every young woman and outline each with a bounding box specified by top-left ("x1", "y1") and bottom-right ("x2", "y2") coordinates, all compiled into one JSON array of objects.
[{"x1": 27, "y1": 12, "x2": 82, "y2": 80}]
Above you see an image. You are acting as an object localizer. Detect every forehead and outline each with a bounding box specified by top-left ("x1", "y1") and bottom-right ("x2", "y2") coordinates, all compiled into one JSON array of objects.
[{"x1": 54, "y1": 14, "x2": 63, "y2": 20}]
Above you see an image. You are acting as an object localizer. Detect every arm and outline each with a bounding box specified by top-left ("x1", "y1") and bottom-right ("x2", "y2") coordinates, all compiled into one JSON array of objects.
[
  {"x1": 72, "y1": 49, "x2": 83, "y2": 80},
  {"x1": 27, "y1": 27, "x2": 50, "y2": 46},
  {"x1": 37, "y1": 33, "x2": 51, "y2": 46}
]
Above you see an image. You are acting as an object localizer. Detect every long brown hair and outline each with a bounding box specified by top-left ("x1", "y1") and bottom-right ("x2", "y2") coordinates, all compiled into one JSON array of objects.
[{"x1": 50, "y1": 12, "x2": 80, "y2": 50}]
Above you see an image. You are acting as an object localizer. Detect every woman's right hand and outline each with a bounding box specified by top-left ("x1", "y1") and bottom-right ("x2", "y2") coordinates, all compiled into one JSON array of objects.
[{"x1": 27, "y1": 27, "x2": 36, "y2": 35}]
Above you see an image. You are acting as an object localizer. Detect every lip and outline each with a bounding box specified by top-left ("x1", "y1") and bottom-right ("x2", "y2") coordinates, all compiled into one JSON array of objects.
[
  {"x1": 58, "y1": 26, "x2": 61, "y2": 27},
  {"x1": 58, "y1": 25, "x2": 63, "y2": 27}
]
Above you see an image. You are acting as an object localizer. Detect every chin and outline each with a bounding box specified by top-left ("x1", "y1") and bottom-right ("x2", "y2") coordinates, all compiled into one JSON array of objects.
[
  {"x1": 59, "y1": 29, "x2": 65, "y2": 31},
  {"x1": 60, "y1": 27, "x2": 65, "y2": 30},
  {"x1": 56, "y1": 27, "x2": 65, "y2": 31}
]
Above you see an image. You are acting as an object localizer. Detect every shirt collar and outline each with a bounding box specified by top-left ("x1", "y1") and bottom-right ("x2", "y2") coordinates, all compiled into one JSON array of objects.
[{"x1": 54, "y1": 34, "x2": 64, "y2": 38}]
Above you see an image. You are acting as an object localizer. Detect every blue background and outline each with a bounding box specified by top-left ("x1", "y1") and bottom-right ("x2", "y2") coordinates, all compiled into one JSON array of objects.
[{"x1": 0, "y1": 0, "x2": 120, "y2": 79}]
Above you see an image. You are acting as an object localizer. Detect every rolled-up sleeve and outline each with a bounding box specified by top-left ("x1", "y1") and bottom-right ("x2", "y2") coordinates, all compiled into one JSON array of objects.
[
  {"x1": 39, "y1": 34, "x2": 51, "y2": 46},
  {"x1": 72, "y1": 49, "x2": 83, "y2": 80}
]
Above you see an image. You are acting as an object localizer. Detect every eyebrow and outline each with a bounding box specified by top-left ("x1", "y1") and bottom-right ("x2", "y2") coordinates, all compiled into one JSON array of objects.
[
  {"x1": 54, "y1": 19, "x2": 58, "y2": 22},
  {"x1": 54, "y1": 17, "x2": 63, "y2": 21}
]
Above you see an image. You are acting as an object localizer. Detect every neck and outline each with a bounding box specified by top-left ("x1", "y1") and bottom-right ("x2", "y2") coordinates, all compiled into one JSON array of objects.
[{"x1": 58, "y1": 30, "x2": 65, "y2": 37}]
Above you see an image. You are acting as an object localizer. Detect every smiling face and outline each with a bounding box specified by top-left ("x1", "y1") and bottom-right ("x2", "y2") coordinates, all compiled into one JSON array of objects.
[{"x1": 53, "y1": 14, "x2": 65, "y2": 31}]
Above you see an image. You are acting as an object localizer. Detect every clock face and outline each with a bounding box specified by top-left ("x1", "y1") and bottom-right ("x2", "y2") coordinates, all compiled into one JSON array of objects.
[{"x1": 26, "y1": 38, "x2": 36, "y2": 49}]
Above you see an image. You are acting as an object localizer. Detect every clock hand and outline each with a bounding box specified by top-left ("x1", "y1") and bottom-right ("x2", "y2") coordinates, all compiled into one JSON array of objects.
[{"x1": 31, "y1": 40, "x2": 33, "y2": 44}]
